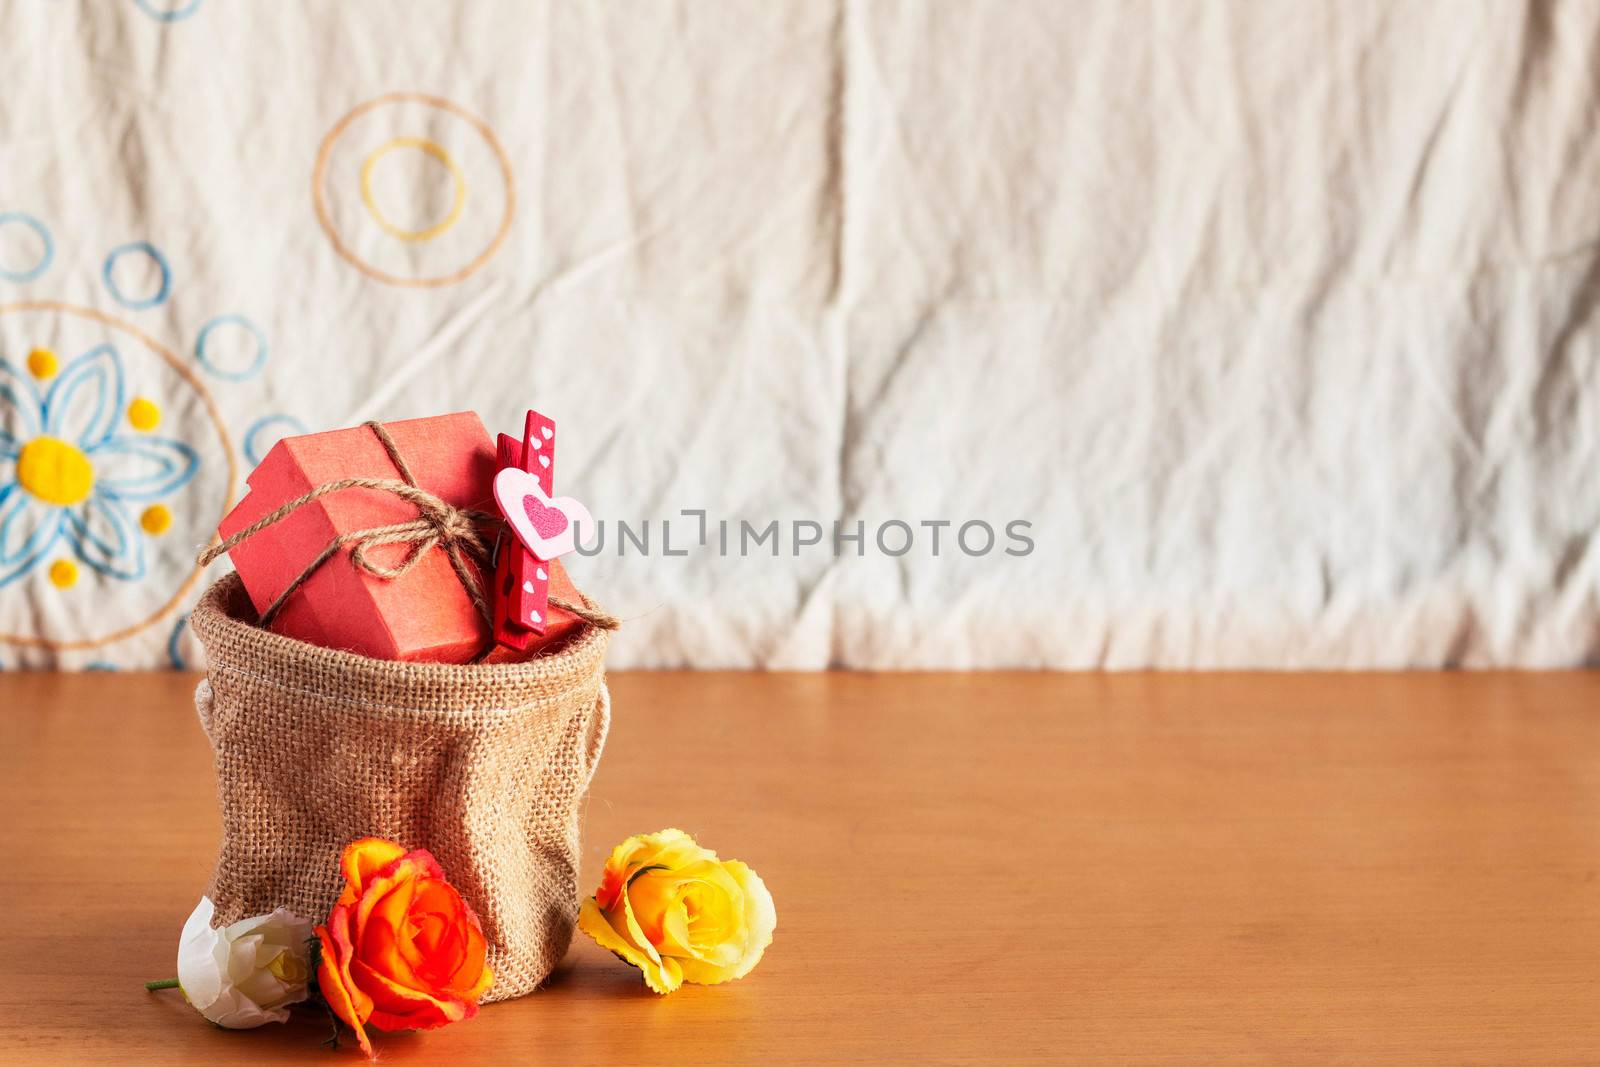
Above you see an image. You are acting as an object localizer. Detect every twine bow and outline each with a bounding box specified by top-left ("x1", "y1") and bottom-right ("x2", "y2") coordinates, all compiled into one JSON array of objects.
[{"x1": 198, "y1": 420, "x2": 618, "y2": 635}]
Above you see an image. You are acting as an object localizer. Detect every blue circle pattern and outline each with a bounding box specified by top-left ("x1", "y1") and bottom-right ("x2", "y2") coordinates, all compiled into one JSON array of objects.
[
  {"x1": 195, "y1": 314, "x2": 270, "y2": 382},
  {"x1": 243, "y1": 414, "x2": 309, "y2": 467},
  {"x1": 102, "y1": 241, "x2": 172, "y2": 310},
  {"x1": 133, "y1": 0, "x2": 204, "y2": 21},
  {"x1": 0, "y1": 213, "x2": 54, "y2": 283}
]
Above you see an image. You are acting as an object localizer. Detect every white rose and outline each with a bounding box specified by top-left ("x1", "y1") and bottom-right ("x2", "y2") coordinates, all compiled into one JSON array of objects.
[{"x1": 176, "y1": 896, "x2": 314, "y2": 1028}]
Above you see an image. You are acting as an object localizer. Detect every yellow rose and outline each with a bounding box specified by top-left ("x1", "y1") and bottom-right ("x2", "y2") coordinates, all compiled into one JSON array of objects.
[{"x1": 578, "y1": 828, "x2": 776, "y2": 994}]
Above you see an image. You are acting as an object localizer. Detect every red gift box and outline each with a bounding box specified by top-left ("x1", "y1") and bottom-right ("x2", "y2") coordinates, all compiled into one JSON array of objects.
[{"x1": 216, "y1": 413, "x2": 586, "y2": 663}]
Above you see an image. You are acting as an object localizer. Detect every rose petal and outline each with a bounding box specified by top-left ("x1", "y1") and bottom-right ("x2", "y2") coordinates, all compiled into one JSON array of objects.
[
  {"x1": 176, "y1": 897, "x2": 226, "y2": 1011},
  {"x1": 595, "y1": 828, "x2": 710, "y2": 909},
  {"x1": 351, "y1": 958, "x2": 474, "y2": 1032},
  {"x1": 447, "y1": 912, "x2": 492, "y2": 1000},
  {"x1": 353, "y1": 853, "x2": 441, "y2": 951},
  {"x1": 578, "y1": 898, "x2": 682, "y2": 995},
  {"x1": 356, "y1": 874, "x2": 425, "y2": 990},
  {"x1": 679, "y1": 860, "x2": 777, "y2": 986},
  {"x1": 338, "y1": 838, "x2": 408, "y2": 906},
  {"x1": 315, "y1": 919, "x2": 374, "y2": 1059},
  {"x1": 402, "y1": 881, "x2": 468, "y2": 986}
]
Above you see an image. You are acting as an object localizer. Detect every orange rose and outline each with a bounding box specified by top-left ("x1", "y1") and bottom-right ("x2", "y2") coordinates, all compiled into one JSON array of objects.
[{"x1": 314, "y1": 838, "x2": 493, "y2": 1058}]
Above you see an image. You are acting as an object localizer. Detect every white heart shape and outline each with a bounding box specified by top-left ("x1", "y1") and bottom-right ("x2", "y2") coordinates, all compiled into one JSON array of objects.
[
  {"x1": 530, "y1": 609, "x2": 541, "y2": 623},
  {"x1": 540, "y1": 426, "x2": 554, "y2": 440},
  {"x1": 494, "y1": 467, "x2": 593, "y2": 561},
  {"x1": 522, "y1": 580, "x2": 536, "y2": 594},
  {"x1": 536, "y1": 567, "x2": 547, "y2": 581}
]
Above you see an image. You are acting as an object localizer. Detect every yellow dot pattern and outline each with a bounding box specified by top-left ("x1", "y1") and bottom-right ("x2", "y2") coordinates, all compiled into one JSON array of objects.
[
  {"x1": 127, "y1": 396, "x2": 162, "y2": 432},
  {"x1": 140, "y1": 504, "x2": 173, "y2": 536},
  {"x1": 48, "y1": 559, "x2": 78, "y2": 589},
  {"x1": 27, "y1": 347, "x2": 59, "y2": 379}
]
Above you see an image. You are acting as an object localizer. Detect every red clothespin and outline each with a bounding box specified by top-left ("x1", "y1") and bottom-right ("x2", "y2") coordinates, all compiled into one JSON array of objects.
[{"x1": 492, "y1": 410, "x2": 555, "y2": 650}]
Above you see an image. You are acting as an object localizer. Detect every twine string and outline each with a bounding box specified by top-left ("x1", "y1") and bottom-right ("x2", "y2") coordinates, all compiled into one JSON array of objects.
[{"x1": 197, "y1": 420, "x2": 618, "y2": 633}]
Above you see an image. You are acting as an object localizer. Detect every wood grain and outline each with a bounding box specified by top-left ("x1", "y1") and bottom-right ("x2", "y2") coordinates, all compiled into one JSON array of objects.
[{"x1": 1, "y1": 671, "x2": 1597, "y2": 1064}]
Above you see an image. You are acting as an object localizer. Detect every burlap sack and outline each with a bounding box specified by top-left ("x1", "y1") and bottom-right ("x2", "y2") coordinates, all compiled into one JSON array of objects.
[{"x1": 188, "y1": 571, "x2": 611, "y2": 1002}]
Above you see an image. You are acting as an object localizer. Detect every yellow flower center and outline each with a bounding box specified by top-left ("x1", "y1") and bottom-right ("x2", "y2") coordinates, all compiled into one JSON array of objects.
[
  {"x1": 17, "y1": 436, "x2": 95, "y2": 506},
  {"x1": 267, "y1": 949, "x2": 308, "y2": 984}
]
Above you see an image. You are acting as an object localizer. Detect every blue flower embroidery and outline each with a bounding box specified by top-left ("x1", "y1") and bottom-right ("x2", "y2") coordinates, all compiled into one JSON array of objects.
[{"x1": 0, "y1": 345, "x2": 197, "y2": 587}]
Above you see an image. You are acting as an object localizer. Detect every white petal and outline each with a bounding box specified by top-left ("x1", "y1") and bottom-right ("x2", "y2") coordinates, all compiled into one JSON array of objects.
[
  {"x1": 63, "y1": 495, "x2": 144, "y2": 580},
  {"x1": 222, "y1": 913, "x2": 269, "y2": 939},
  {"x1": 0, "y1": 489, "x2": 60, "y2": 587},
  {"x1": 91, "y1": 435, "x2": 199, "y2": 502},
  {"x1": 226, "y1": 933, "x2": 262, "y2": 982},
  {"x1": 0, "y1": 360, "x2": 42, "y2": 441},
  {"x1": 44, "y1": 344, "x2": 122, "y2": 448},
  {"x1": 236, "y1": 964, "x2": 288, "y2": 1008},
  {"x1": 176, "y1": 897, "x2": 227, "y2": 1014},
  {"x1": 267, "y1": 908, "x2": 315, "y2": 947},
  {"x1": 206, "y1": 989, "x2": 289, "y2": 1029}
]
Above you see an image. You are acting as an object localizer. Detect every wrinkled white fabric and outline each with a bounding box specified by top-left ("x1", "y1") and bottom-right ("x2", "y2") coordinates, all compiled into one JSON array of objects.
[{"x1": 0, "y1": 1, "x2": 1597, "y2": 669}]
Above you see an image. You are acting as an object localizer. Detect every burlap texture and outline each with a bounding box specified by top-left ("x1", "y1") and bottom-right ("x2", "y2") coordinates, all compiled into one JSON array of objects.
[{"x1": 188, "y1": 572, "x2": 611, "y2": 1002}]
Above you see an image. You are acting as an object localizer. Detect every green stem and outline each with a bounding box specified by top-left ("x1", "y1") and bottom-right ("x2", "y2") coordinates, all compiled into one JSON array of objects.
[
  {"x1": 145, "y1": 978, "x2": 180, "y2": 992},
  {"x1": 321, "y1": 1000, "x2": 342, "y2": 1051}
]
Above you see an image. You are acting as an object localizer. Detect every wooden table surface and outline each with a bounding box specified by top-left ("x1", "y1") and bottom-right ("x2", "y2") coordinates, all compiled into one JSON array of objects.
[{"x1": 1, "y1": 671, "x2": 1597, "y2": 1064}]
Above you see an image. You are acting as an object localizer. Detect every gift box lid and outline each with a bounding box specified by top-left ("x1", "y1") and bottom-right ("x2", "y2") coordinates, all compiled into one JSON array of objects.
[{"x1": 217, "y1": 412, "x2": 498, "y2": 663}]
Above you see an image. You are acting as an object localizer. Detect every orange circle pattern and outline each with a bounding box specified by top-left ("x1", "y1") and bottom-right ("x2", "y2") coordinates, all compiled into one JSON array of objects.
[{"x1": 312, "y1": 93, "x2": 517, "y2": 288}]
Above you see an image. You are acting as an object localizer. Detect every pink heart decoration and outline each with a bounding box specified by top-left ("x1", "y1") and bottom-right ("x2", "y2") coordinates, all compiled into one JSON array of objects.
[
  {"x1": 524, "y1": 495, "x2": 569, "y2": 539},
  {"x1": 494, "y1": 467, "x2": 593, "y2": 561}
]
